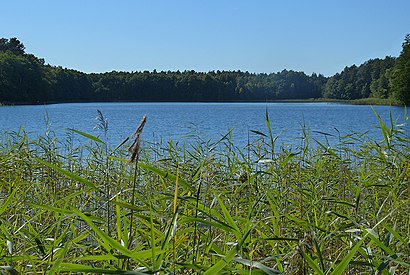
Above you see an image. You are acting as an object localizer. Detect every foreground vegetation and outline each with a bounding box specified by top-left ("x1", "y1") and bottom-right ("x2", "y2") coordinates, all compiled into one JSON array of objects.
[
  {"x1": 0, "y1": 111, "x2": 409, "y2": 274},
  {"x1": 1, "y1": 35, "x2": 410, "y2": 105}
]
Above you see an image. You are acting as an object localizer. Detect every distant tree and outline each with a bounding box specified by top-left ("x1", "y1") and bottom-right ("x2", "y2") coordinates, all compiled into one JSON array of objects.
[
  {"x1": 50, "y1": 67, "x2": 93, "y2": 102},
  {"x1": 0, "y1": 52, "x2": 51, "y2": 103},
  {"x1": 324, "y1": 57, "x2": 396, "y2": 100},
  {"x1": 0, "y1": 36, "x2": 407, "y2": 104},
  {"x1": 0, "y1": 37, "x2": 25, "y2": 55},
  {"x1": 390, "y1": 34, "x2": 410, "y2": 105},
  {"x1": 370, "y1": 72, "x2": 390, "y2": 98}
]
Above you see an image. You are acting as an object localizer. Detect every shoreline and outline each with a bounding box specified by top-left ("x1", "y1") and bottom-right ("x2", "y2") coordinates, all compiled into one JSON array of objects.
[{"x1": 0, "y1": 97, "x2": 404, "y2": 107}]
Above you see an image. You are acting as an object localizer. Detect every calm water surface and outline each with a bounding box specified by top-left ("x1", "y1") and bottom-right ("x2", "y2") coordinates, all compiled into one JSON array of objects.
[{"x1": 0, "y1": 102, "x2": 408, "y2": 149}]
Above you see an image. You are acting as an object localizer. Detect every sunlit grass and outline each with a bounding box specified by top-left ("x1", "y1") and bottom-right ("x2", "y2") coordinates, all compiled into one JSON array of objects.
[{"x1": 0, "y1": 111, "x2": 409, "y2": 274}]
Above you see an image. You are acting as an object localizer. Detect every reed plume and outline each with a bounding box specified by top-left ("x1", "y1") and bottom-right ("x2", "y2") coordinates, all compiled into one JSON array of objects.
[
  {"x1": 94, "y1": 109, "x2": 109, "y2": 134},
  {"x1": 125, "y1": 114, "x2": 147, "y2": 268},
  {"x1": 128, "y1": 115, "x2": 147, "y2": 163}
]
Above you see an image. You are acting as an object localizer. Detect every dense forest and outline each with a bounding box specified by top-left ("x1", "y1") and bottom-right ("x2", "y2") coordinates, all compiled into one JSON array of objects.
[{"x1": 0, "y1": 35, "x2": 409, "y2": 105}]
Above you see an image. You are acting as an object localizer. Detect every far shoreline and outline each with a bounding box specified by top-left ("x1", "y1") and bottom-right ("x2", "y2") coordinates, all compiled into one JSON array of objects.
[{"x1": 0, "y1": 97, "x2": 404, "y2": 107}]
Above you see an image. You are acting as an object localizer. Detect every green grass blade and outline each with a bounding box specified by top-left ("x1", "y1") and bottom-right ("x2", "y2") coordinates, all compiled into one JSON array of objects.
[
  {"x1": 69, "y1": 128, "x2": 105, "y2": 144},
  {"x1": 331, "y1": 236, "x2": 367, "y2": 275},
  {"x1": 115, "y1": 195, "x2": 124, "y2": 246},
  {"x1": 214, "y1": 193, "x2": 241, "y2": 239},
  {"x1": 0, "y1": 188, "x2": 18, "y2": 215},
  {"x1": 372, "y1": 108, "x2": 391, "y2": 147},
  {"x1": 203, "y1": 247, "x2": 237, "y2": 275},
  {"x1": 233, "y1": 257, "x2": 282, "y2": 274},
  {"x1": 37, "y1": 158, "x2": 101, "y2": 192},
  {"x1": 366, "y1": 232, "x2": 404, "y2": 271},
  {"x1": 29, "y1": 203, "x2": 75, "y2": 215},
  {"x1": 214, "y1": 193, "x2": 240, "y2": 233},
  {"x1": 149, "y1": 203, "x2": 158, "y2": 269},
  {"x1": 250, "y1": 129, "x2": 268, "y2": 137},
  {"x1": 180, "y1": 217, "x2": 236, "y2": 233},
  {"x1": 72, "y1": 209, "x2": 133, "y2": 258},
  {"x1": 47, "y1": 241, "x2": 69, "y2": 275},
  {"x1": 77, "y1": 249, "x2": 159, "y2": 262},
  {"x1": 332, "y1": 212, "x2": 393, "y2": 275},
  {"x1": 300, "y1": 249, "x2": 324, "y2": 275},
  {"x1": 203, "y1": 227, "x2": 253, "y2": 274},
  {"x1": 265, "y1": 108, "x2": 277, "y2": 158},
  {"x1": 76, "y1": 254, "x2": 119, "y2": 261},
  {"x1": 59, "y1": 263, "x2": 148, "y2": 274},
  {"x1": 138, "y1": 162, "x2": 194, "y2": 191},
  {"x1": 383, "y1": 223, "x2": 406, "y2": 244}
]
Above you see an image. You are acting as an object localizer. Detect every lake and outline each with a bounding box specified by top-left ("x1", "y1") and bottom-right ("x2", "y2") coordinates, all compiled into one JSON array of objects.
[{"x1": 0, "y1": 102, "x2": 408, "y2": 149}]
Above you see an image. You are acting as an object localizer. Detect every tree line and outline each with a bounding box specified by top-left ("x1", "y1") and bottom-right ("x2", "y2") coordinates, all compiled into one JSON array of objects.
[{"x1": 0, "y1": 36, "x2": 409, "y2": 105}]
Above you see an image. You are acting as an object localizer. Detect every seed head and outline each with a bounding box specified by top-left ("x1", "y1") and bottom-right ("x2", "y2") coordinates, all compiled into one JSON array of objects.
[{"x1": 128, "y1": 115, "x2": 147, "y2": 163}]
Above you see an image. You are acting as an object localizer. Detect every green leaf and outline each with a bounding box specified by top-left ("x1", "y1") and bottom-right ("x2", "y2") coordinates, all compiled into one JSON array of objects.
[
  {"x1": 312, "y1": 130, "x2": 335, "y2": 136},
  {"x1": 263, "y1": 237, "x2": 299, "y2": 242},
  {"x1": 29, "y1": 203, "x2": 74, "y2": 215},
  {"x1": 69, "y1": 128, "x2": 105, "y2": 144},
  {"x1": 149, "y1": 203, "x2": 158, "y2": 269},
  {"x1": 59, "y1": 263, "x2": 148, "y2": 274},
  {"x1": 72, "y1": 209, "x2": 133, "y2": 257},
  {"x1": 47, "y1": 241, "x2": 69, "y2": 275},
  {"x1": 203, "y1": 227, "x2": 253, "y2": 274},
  {"x1": 233, "y1": 257, "x2": 282, "y2": 274},
  {"x1": 365, "y1": 230, "x2": 403, "y2": 270},
  {"x1": 300, "y1": 249, "x2": 324, "y2": 275},
  {"x1": 372, "y1": 108, "x2": 391, "y2": 147},
  {"x1": 203, "y1": 247, "x2": 237, "y2": 275},
  {"x1": 250, "y1": 129, "x2": 267, "y2": 137},
  {"x1": 0, "y1": 188, "x2": 18, "y2": 215},
  {"x1": 37, "y1": 158, "x2": 101, "y2": 192},
  {"x1": 76, "y1": 254, "x2": 120, "y2": 261},
  {"x1": 332, "y1": 212, "x2": 393, "y2": 275},
  {"x1": 355, "y1": 183, "x2": 361, "y2": 213},
  {"x1": 331, "y1": 236, "x2": 367, "y2": 275},
  {"x1": 138, "y1": 162, "x2": 194, "y2": 191},
  {"x1": 214, "y1": 193, "x2": 241, "y2": 240},
  {"x1": 383, "y1": 223, "x2": 406, "y2": 244},
  {"x1": 180, "y1": 217, "x2": 236, "y2": 234}
]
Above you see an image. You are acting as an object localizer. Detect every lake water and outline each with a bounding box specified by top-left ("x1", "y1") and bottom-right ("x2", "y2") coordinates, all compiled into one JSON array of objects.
[{"x1": 0, "y1": 102, "x2": 408, "y2": 149}]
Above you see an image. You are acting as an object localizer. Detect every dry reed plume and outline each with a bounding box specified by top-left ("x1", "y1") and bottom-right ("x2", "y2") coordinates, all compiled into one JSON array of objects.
[{"x1": 128, "y1": 115, "x2": 147, "y2": 163}]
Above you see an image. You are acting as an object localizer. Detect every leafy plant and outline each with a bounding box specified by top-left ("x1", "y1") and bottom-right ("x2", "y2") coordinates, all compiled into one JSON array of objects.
[{"x1": 0, "y1": 110, "x2": 408, "y2": 274}]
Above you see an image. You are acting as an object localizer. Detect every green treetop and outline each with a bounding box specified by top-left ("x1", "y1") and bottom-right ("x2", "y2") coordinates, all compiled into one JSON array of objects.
[{"x1": 390, "y1": 34, "x2": 410, "y2": 105}]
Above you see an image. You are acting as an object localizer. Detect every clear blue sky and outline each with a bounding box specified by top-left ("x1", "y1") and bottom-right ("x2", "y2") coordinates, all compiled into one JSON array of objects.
[{"x1": 1, "y1": 0, "x2": 409, "y2": 76}]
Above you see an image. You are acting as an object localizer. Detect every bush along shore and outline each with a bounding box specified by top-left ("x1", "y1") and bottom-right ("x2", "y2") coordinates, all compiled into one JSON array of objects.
[{"x1": 0, "y1": 111, "x2": 409, "y2": 274}]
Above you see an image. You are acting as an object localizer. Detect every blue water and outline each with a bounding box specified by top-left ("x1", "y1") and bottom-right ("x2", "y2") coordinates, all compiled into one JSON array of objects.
[{"x1": 0, "y1": 102, "x2": 408, "y2": 149}]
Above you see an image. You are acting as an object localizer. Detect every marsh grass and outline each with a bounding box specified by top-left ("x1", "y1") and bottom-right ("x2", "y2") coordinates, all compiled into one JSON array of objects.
[{"x1": 0, "y1": 111, "x2": 409, "y2": 274}]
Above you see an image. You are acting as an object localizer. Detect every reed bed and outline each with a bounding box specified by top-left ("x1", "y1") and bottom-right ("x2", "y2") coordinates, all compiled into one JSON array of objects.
[{"x1": 0, "y1": 111, "x2": 409, "y2": 274}]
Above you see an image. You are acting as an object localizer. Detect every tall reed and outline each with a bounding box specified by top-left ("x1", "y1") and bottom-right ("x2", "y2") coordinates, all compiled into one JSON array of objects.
[{"x1": 0, "y1": 110, "x2": 408, "y2": 274}]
